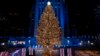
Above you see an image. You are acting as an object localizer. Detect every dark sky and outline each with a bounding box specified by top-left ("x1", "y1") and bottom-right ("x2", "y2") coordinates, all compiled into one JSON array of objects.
[
  {"x1": 0, "y1": 0, "x2": 99, "y2": 36},
  {"x1": 0, "y1": 0, "x2": 33, "y2": 36},
  {"x1": 66, "y1": 0, "x2": 99, "y2": 35}
]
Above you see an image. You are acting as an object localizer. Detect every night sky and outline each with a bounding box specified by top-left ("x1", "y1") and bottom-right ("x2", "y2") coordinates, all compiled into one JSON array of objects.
[
  {"x1": 66, "y1": 0, "x2": 99, "y2": 35},
  {"x1": 0, "y1": 0, "x2": 33, "y2": 36},
  {"x1": 0, "y1": 0, "x2": 99, "y2": 36}
]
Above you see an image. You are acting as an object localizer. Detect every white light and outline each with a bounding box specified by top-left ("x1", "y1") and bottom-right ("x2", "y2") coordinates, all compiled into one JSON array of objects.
[
  {"x1": 67, "y1": 40, "x2": 70, "y2": 43},
  {"x1": 88, "y1": 40, "x2": 90, "y2": 43},
  {"x1": 14, "y1": 50, "x2": 20, "y2": 54},
  {"x1": 13, "y1": 43, "x2": 16, "y2": 45},
  {"x1": 1, "y1": 43, "x2": 5, "y2": 45},
  {"x1": 23, "y1": 41, "x2": 25, "y2": 44},
  {"x1": 28, "y1": 40, "x2": 31, "y2": 44},
  {"x1": 47, "y1": 1, "x2": 51, "y2": 5},
  {"x1": 35, "y1": 45, "x2": 37, "y2": 49},
  {"x1": 91, "y1": 43, "x2": 94, "y2": 45},
  {"x1": 79, "y1": 42, "x2": 82, "y2": 45}
]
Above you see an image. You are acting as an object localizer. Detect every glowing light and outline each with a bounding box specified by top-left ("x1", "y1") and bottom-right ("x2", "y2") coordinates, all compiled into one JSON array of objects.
[
  {"x1": 47, "y1": 1, "x2": 51, "y2": 5},
  {"x1": 91, "y1": 43, "x2": 94, "y2": 45},
  {"x1": 67, "y1": 40, "x2": 70, "y2": 43},
  {"x1": 13, "y1": 42, "x2": 16, "y2": 45},
  {"x1": 1, "y1": 43, "x2": 5, "y2": 45},
  {"x1": 79, "y1": 42, "x2": 82, "y2": 45},
  {"x1": 79, "y1": 41, "x2": 83, "y2": 45},
  {"x1": 35, "y1": 45, "x2": 38, "y2": 48},
  {"x1": 88, "y1": 40, "x2": 90, "y2": 43},
  {"x1": 23, "y1": 41, "x2": 25, "y2": 44},
  {"x1": 28, "y1": 40, "x2": 31, "y2": 44}
]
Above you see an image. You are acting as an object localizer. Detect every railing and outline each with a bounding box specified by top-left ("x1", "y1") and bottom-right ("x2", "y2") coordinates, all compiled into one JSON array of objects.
[{"x1": 0, "y1": 35, "x2": 100, "y2": 47}]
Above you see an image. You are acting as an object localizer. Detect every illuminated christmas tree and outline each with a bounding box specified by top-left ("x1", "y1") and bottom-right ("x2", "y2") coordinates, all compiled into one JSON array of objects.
[{"x1": 36, "y1": 1, "x2": 62, "y2": 56}]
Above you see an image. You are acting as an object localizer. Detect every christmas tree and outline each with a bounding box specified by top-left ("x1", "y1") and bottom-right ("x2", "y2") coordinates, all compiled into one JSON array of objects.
[{"x1": 36, "y1": 1, "x2": 62, "y2": 56}]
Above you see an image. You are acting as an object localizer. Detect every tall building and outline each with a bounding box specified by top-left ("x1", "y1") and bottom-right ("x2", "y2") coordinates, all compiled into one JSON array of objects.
[{"x1": 29, "y1": 0, "x2": 68, "y2": 37}]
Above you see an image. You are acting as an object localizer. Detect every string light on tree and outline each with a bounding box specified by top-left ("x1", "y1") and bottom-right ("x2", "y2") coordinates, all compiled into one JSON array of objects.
[{"x1": 36, "y1": 1, "x2": 62, "y2": 56}]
